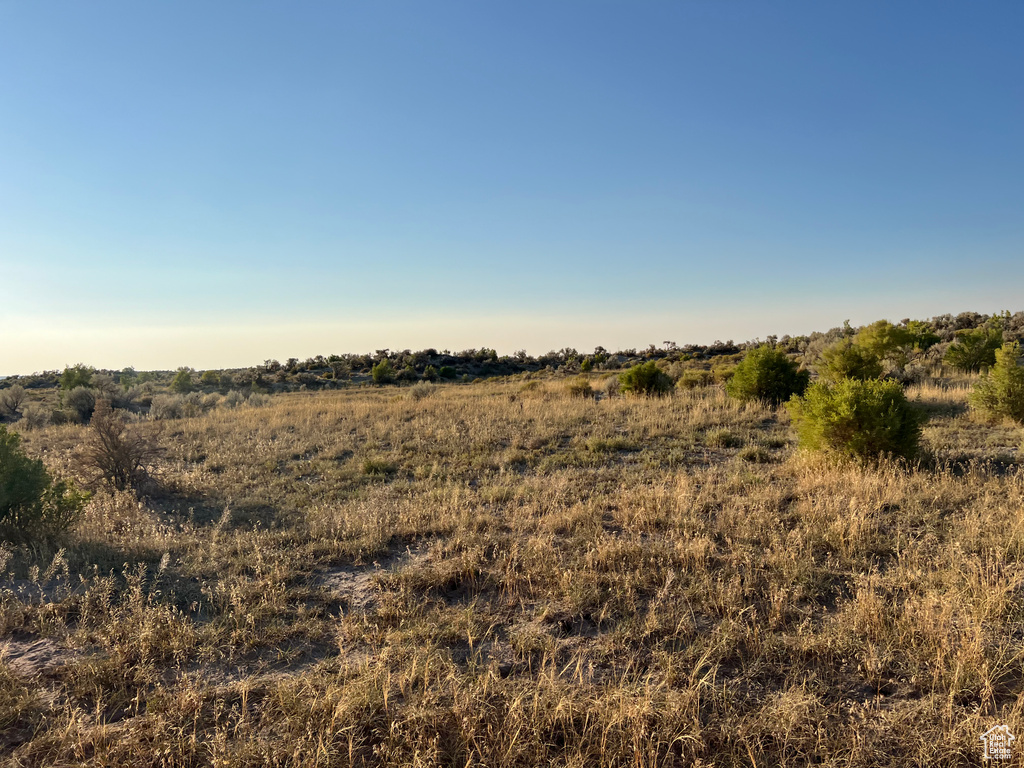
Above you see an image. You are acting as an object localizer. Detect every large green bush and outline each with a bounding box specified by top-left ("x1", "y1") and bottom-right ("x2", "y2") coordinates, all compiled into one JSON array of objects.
[
  {"x1": 969, "y1": 342, "x2": 1024, "y2": 423},
  {"x1": 0, "y1": 425, "x2": 89, "y2": 543},
  {"x1": 787, "y1": 378, "x2": 926, "y2": 462},
  {"x1": 371, "y1": 359, "x2": 396, "y2": 384},
  {"x1": 169, "y1": 367, "x2": 196, "y2": 394},
  {"x1": 817, "y1": 338, "x2": 884, "y2": 383},
  {"x1": 60, "y1": 363, "x2": 94, "y2": 391},
  {"x1": 726, "y1": 346, "x2": 808, "y2": 406},
  {"x1": 853, "y1": 320, "x2": 914, "y2": 368},
  {"x1": 905, "y1": 320, "x2": 940, "y2": 351},
  {"x1": 945, "y1": 327, "x2": 1003, "y2": 373},
  {"x1": 618, "y1": 362, "x2": 672, "y2": 397}
]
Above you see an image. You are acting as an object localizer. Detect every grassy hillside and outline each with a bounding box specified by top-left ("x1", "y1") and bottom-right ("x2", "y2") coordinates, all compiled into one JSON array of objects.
[{"x1": 2, "y1": 374, "x2": 1023, "y2": 766}]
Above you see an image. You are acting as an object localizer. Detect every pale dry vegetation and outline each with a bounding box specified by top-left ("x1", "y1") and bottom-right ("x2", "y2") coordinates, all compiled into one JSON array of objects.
[{"x1": 2, "y1": 377, "x2": 1023, "y2": 766}]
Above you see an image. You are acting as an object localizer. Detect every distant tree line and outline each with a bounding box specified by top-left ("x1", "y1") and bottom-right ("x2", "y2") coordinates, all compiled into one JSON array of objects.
[{"x1": 1, "y1": 311, "x2": 1021, "y2": 421}]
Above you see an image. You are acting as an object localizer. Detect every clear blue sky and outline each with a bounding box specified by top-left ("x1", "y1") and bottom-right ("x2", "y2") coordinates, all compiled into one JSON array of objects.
[{"x1": 2, "y1": 2, "x2": 1022, "y2": 373}]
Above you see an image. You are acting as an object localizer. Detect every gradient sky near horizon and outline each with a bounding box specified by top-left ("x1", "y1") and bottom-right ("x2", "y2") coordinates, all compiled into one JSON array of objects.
[{"x1": 2, "y1": 2, "x2": 1022, "y2": 374}]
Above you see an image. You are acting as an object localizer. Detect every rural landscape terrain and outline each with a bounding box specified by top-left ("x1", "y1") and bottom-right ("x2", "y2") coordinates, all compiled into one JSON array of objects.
[{"x1": 2, "y1": 310, "x2": 1024, "y2": 767}]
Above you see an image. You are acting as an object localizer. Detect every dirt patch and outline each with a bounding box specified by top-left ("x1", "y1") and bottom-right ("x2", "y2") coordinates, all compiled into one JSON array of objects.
[
  {"x1": 1, "y1": 636, "x2": 82, "y2": 678},
  {"x1": 317, "y1": 547, "x2": 426, "y2": 612}
]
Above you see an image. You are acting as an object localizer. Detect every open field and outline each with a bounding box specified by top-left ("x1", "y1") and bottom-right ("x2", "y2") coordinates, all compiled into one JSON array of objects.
[{"x1": 3, "y1": 377, "x2": 1024, "y2": 766}]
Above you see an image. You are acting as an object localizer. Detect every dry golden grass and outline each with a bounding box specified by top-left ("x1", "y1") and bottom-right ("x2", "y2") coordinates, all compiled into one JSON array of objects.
[{"x1": 2, "y1": 378, "x2": 1024, "y2": 766}]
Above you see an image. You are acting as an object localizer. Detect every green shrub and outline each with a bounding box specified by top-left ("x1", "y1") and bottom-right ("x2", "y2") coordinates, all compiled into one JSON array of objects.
[
  {"x1": 423, "y1": 365, "x2": 439, "y2": 382},
  {"x1": 566, "y1": 377, "x2": 594, "y2": 399},
  {"x1": 817, "y1": 339, "x2": 883, "y2": 383},
  {"x1": 945, "y1": 327, "x2": 1003, "y2": 373},
  {"x1": 969, "y1": 342, "x2": 1024, "y2": 423},
  {"x1": 65, "y1": 386, "x2": 97, "y2": 423},
  {"x1": 676, "y1": 370, "x2": 714, "y2": 390},
  {"x1": 372, "y1": 359, "x2": 396, "y2": 384},
  {"x1": 60, "y1": 363, "x2": 94, "y2": 391},
  {"x1": 712, "y1": 365, "x2": 738, "y2": 384},
  {"x1": 787, "y1": 379, "x2": 926, "y2": 462},
  {"x1": 200, "y1": 370, "x2": 220, "y2": 387},
  {"x1": 119, "y1": 366, "x2": 139, "y2": 390},
  {"x1": 619, "y1": 362, "x2": 672, "y2": 397},
  {"x1": 169, "y1": 367, "x2": 195, "y2": 394},
  {"x1": 726, "y1": 346, "x2": 809, "y2": 406},
  {"x1": 439, "y1": 366, "x2": 457, "y2": 380},
  {"x1": 854, "y1": 320, "x2": 914, "y2": 368},
  {"x1": 0, "y1": 425, "x2": 89, "y2": 543},
  {"x1": 905, "y1": 320, "x2": 940, "y2": 351}
]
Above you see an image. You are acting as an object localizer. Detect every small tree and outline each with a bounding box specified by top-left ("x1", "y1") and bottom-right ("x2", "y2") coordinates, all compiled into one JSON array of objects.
[
  {"x1": 0, "y1": 385, "x2": 26, "y2": 420},
  {"x1": 905, "y1": 320, "x2": 940, "y2": 352},
  {"x1": 787, "y1": 378, "x2": 926, "y2": 462},
  {"x1": 371, "y1": 359, "x2": 396, "y2": 384},
  {"x1": 0, "y1": 425, "x2": 89, "y2": 543},
  {"x1": 969, "y1": 342, "x2": 1024, "y2": 423},
  {"x1": 619, "y1": 362, "x2": 672, "y2": 397},
  {"x1": 422, "y1": 365, "x2": 439, "y2": 382},
  {"x1": 945, "y1": 327, "x2": 1003, "y2": 373},
  {"x1": 439, "y1": 366, "x2": 457, "y2": 380},
  {"x1": 80, "y1": 400, "x2": 161, "y2": 492},
  {"x1": 726, "y1": 345, "x2": 808, "y2": 407},
  {"x1": 169, "y1": 367, "x2": 195, "y2": 394},
  {"x1": 200, "y1": 370, "x2": 220, "y2": 387},
  {"x1": 60, "y1": 363, "x2": 94, "y2": 391},
  {"x1": 817, "y1": 339, "x2": 883, "y2": 383},
  {"x1": 119, "y1": 367, "x2": 138, "y2": 390}
]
